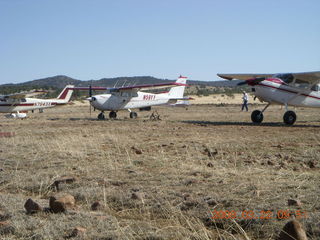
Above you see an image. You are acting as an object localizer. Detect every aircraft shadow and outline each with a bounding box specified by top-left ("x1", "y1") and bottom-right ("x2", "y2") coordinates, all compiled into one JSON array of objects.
[{"x1": 181, "y1": 120, "x2": 320, "y2": 128}]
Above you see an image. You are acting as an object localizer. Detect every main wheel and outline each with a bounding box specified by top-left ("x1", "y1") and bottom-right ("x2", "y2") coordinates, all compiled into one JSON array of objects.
[
  {"x1": 130, "y1": 112, "x2": 138, "y2": 119},
  {"x1": 283, "y1": 111, "x2": 296, "y2": 125},
  {"x1": 109, "y1": 111, "x2": 117, "y2": 119},
  {"x1": 251, "y1": 110, "x2": 263, "y2": 123},
  {"x1": 98, "y1": 112, "x2": 105, "y2": 120}
]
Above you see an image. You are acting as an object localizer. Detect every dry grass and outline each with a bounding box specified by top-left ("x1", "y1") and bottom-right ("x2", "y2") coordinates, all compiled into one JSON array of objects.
[{"x1": 0, "y1": 104, "x2": 319, "y2": 239}]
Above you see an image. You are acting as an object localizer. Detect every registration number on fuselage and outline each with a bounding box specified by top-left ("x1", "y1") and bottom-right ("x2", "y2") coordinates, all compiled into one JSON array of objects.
[
  {"x1": 34, "y1": 102, "x2": 52, "y2": 107},
  {"x1": 143, "y1": 95, "x2": 156, "y2": 100}
]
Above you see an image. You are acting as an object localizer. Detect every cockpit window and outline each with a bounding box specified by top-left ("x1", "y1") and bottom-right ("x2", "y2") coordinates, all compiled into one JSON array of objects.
[
  {"x1": 273, "y1": 73, "x2": 294, "y2": 83},
  {"x1": 311, "y1": 84, "x2": 320, "y2": 91}
]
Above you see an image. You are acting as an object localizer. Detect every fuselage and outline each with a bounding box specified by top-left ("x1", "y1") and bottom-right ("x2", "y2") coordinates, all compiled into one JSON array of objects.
[
  {"x1": 0, "y1": 98, "x2": 64, "y2": 113},
  {"x1": 90, "y1": 91, "x2": 172, "y2": 111},
  {"x1": 252, "y1": 78, "x2": 320, "y2": 108}
]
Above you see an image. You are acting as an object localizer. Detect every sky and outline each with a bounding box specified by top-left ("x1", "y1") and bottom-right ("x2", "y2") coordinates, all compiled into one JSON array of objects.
[{"x1": 0, "y1": 0, "x2": 319, "y2": 84}]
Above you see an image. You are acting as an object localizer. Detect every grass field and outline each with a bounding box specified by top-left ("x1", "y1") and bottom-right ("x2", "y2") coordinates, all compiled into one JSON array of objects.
[{"x1": 0, "y1": 104, "x2": 319, "y2": 239}]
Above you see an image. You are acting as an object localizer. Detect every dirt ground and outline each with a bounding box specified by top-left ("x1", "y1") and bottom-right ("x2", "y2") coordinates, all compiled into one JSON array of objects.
[{"x1": 0, "y1": 103, "x2": 319, "y2": 239}]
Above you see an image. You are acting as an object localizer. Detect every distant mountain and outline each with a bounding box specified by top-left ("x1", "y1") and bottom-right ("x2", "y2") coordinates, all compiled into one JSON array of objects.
[{"x1": 1, "y1": 75, "x2": 241, "y2": 89}]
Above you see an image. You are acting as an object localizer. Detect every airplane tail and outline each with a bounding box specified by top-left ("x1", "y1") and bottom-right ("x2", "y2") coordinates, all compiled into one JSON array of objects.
[
  {"x1": 56, "y1": 85, "x2": 74, "y2": 103},
  {"x1": 168, "y1": 76, "x2": 187, "y2": 99}
]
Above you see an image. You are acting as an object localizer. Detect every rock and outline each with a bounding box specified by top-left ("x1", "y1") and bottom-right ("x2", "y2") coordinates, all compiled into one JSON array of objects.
[
  {"x1": 51, "y1": 176, "x2": 77, "y2": 191},
  {"x1": 307, "y1": 160, "x2": 316, "y2": 168},
  {"x1": 267, "y1": 160, "x2": 275, "y2": 166},
  {"x1": 204, "y1": 197, "x2": 217, "y2": 207},
  {"x1": 278, "y1": 220, "x2": 307, "y2": 240},
  {"x1": 24, "y1": 198, "x2": 43, "y2": 214},
  {"x1": 0, "y1": 221, "x2": 15, "y2": 235},
  {"x1": 288, "y1": 199, "x2": 302, "y2": 207},
  {"x1": 49, "y1": 193, "x2": 75, "y2": 213},
  {"x1": 91, "y1": 201, "x2": 103, "y2": 211},
  {"x1": 131, "y1": 146, "x2": 142, "y2": 154},
  {"x1": 207, "y1": 162, "x2": 214, "y2": 167}
]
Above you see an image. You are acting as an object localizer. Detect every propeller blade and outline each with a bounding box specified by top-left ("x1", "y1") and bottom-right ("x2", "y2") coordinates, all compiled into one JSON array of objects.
[
  {"x1": 89, "y1": 85, "x2": 92, "y2": 117},
  {"x1": 237, "y1": 77, "x2": 266, "y2": 86},
  {"x1": 237, "y1": 81, "x2": 247, "y2": 86}
]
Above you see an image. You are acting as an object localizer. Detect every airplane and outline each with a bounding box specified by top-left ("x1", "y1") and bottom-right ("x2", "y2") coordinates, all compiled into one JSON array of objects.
[
  {"x1": 217, "y1": 71, "x2": 320, "y2": 125},
  {"x1": 73, "y1": 76, "x2": 189, "y2": 120},
  {"x1": 0, "y1": 85, "x2": 74, "y2": 118}
]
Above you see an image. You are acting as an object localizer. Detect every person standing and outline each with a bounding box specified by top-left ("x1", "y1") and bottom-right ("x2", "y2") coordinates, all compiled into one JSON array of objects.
[{"x1": 242, "y1": 91, "x2": 249, "y2": 111}]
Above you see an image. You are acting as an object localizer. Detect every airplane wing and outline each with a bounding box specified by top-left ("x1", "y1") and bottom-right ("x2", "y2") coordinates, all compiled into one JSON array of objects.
[
  {"x1": 0, "y1": 90, "x2": 48, "y2": 99},
  {"x1": 73, "y1": 82, "x2": 187, "y2": 93},
  {"x1": 217, "y1": 73, "x2": 273, "y2": 81},
  {"x1": 218, "y1": 71, "x2": 320, "y2": 84},
  {"x1": 290, "y1": 71, "x2": 320, "y2": 84},
  {"x1": 111, "y1": 82, "x2": 187, "y2": 92}
]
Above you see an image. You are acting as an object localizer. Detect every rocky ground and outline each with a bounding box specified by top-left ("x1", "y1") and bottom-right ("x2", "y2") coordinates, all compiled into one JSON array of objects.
[{"x1": 0, "y1": 104, "x2": 319, "y2": 239}]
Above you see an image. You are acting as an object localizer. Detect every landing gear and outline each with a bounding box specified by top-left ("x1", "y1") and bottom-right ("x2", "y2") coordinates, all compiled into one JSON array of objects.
[
  {"x1": 283, "y1": 111, "x2": 296, "y2": 125},
  {"x1": 109, "y1": 111, "x2": 117, "y2": 119},
  {"x1": 130, "y1": 112, "x2": 138, "y2": 119},
  {"x1": 251, "y1": 110, "x2": 263, "y2": 123},
  {"x1": 251, "y1": 103, "x2": 270, "y2": 124},
  {"x1": 98, "y1": 112, "x2": 105, "y2": 120}
]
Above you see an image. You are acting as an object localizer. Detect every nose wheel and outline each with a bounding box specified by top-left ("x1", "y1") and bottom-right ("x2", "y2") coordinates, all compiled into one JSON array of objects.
[
  {"x1": 97, "y1": 112, "x2": 105, "y2": 120},
  {"x1": 130, "y1": 112, "x2": 138, "y2": 119},
  {"x1": 283, "y1": 111, "x2": 296, "y2": 125}
]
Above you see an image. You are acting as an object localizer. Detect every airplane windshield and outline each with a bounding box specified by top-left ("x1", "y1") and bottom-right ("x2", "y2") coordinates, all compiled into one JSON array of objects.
[
  {"x1": 311, "y1": 84, "x2": 320, "y2": 91},
  {"x1": 273, "y1": 73, "x2": 294, "y2": 83}
]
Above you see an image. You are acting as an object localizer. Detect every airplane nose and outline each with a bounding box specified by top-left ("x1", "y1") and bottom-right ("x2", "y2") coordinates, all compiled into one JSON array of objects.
[{"x1": 86, "y1": 97, "x2": 96, "y2": 102}]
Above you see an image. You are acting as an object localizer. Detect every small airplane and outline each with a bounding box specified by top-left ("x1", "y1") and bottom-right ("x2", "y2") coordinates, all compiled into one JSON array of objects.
[
  {"x1": 0, "y1": 85, "x2": 74, "y2": 118},
  {"x1": 218, "y1": 71, "x2": 320, "y2": 125},
  {"x1": 73, "y1": 76, "x2": 189, "y2": 120}
]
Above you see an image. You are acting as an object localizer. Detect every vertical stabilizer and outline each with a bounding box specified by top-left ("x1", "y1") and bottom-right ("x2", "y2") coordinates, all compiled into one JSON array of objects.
[
  {"x1": 168, "y1": 76, "x2": 187, "y2": 98},
  {"x1": 56, "y1": 85, "x2": 74, "y2": 103}
]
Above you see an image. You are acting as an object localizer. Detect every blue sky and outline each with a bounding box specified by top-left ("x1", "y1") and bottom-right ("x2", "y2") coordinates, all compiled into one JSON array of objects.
[{"x1": 0, "y1": 0, "x2": 319, "y2": 83}]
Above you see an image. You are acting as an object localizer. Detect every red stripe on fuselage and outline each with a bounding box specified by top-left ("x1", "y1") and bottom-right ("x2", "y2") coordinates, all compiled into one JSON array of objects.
[{"x1": 0, "y1": 102, "x2": 58, "y2": 107}]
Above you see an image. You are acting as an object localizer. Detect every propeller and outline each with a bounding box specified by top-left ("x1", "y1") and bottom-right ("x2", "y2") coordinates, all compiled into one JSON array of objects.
[
  {"x1": 237, "y1": 77, "x2": 266, "y2": 86},
  {"x1": 89, "y1": 84, "x2": 92, "y2": 117}
]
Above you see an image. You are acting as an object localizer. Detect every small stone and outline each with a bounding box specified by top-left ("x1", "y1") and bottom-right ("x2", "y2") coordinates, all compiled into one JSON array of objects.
[
  {"x1": 24, "y1": 198, "x2": 43, "y2": 214},
  {"x1": 267, "y1": 160, "x2": 275, "y2": 166},
  {"x1": 288, "y1": 199, "x2": 302, "y2": 207},
  {"x1": 278, "y1": 220, "x2": 307, "y2": 240},
  {"x1": 131, "y1": 146, "x2": 142, "y2": 154},
  {"x1": 307, "y1": 160, "x2": 316, "y2": 168},
  {"x1": 91, "y1": 201, "x2": 102, "y2": 211},
  {"x1": 207, "y1": 162, "x2": 214, "y2": 167},
  {"x1": 49, "y1": 193, "x2": 75, "y2": 213}
]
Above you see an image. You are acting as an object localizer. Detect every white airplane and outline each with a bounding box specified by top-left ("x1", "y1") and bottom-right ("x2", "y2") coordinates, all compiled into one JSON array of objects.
[
  {"x1": 73, "y1": 76, "x2": 189, "y2": 120},
  {"x1": 0, "y1": 85, "x2": 74, "y2": 118},
  {"x1": 218, "y1": 71, "x2": 320, "y2": 125}
]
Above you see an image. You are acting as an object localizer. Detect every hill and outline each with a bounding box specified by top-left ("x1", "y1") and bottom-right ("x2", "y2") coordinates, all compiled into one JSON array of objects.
[{"x1": 1, "y1": 75, "x2": 241, "y2": 89}]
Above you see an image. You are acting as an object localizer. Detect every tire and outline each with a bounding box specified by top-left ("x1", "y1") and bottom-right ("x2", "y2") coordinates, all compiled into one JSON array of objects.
[
  {"x1": 251, "y1": 110, "x2": 263, "y2": 123},
  {"x1": 130, "y1": 112, "x2": 138, "y2": 119},
  {"x1": 109, "y1": 111, "x2": 117, "y2": 119},
  {"x1": 283, "y1": 111, "x2": 296, "y2": 125},
  {"x1": 98, "y1": 112, "x2": 105, "y2": 120}
]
